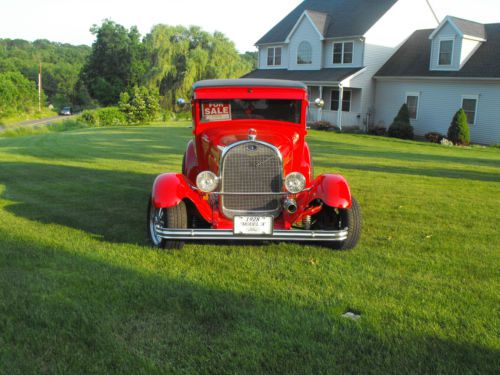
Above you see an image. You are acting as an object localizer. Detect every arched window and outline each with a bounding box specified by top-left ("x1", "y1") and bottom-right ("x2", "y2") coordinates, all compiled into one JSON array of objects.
[{"x1": 297, "y1": 41, "x2": 312, "y2": 64}]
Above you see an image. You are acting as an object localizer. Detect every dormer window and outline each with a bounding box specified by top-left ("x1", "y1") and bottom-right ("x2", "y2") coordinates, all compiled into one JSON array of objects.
[
  {"x1": 333, "y1": 42, "x2": 353, "y2": 64},
  {"x1": 438, "y1": 40, "x2": 453, "y2": 65},
  {"x1": 267, "y1": 47, "x2": 282, "y2": 66},
  {"x1": 297, "y1": 41, "x2": 312, "y2": 64}
]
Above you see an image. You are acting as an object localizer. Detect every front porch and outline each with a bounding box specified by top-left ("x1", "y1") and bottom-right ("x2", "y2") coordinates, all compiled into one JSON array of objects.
[{"x1": 306, "y1": 85, "x2": 365, "y2": 130}]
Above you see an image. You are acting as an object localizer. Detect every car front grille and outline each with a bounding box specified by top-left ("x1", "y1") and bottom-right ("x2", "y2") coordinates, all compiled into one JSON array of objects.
[{"x1": 221, "y1": 141, "x2": 282, "y2": 218}]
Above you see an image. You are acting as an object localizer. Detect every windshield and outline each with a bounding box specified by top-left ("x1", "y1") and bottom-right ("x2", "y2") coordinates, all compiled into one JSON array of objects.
[{"x1": 200, "y1": 99, "x2": 301, "y2": 124}]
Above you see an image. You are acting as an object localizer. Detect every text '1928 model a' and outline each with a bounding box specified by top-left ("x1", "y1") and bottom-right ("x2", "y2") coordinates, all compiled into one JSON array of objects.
[{"x1": 148, "y1": 79, "x2": 361, "y2": 249}]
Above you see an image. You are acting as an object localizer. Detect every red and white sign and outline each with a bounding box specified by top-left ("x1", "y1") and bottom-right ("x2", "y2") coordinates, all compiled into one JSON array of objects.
[{"x1": 202, "y1": 102, "x2": 231, "y2": 121}]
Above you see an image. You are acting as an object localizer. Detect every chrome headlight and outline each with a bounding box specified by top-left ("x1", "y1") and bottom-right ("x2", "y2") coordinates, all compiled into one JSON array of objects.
[
  {"x1": 196, "y1": 171, "x2": 219, "y2": 193},
  {"x1": 285, "y1": 172, "x2": 306, "y2": 193}
]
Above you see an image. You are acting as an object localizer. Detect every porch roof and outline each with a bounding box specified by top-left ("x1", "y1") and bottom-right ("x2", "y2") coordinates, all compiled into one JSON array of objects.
[{"x1": 242, "y1": 68, "x2": 363, "y2": 84}]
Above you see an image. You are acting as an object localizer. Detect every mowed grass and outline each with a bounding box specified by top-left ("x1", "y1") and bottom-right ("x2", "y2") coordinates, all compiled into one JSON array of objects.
[{"x1": 0, "y1": 123, "x2": 499, "y2": 374}]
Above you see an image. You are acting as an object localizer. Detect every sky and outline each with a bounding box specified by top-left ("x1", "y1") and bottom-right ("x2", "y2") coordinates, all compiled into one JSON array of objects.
[{"x1": 1, "y1": 0, "x2": 499, "y2": 52}]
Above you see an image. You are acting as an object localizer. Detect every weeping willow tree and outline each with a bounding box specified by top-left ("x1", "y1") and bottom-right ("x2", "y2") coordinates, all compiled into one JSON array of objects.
[{"x1": 143, "y1": 25, "x2": 253, "y2": 109}]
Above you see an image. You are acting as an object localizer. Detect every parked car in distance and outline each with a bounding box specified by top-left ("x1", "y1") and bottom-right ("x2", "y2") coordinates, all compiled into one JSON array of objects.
[
  {"x1": 59, "y1": 107, "x2": 72, "y2": 116},
  {"x1": 147, "y1": 79, "x2": 361, "y2": 250}
]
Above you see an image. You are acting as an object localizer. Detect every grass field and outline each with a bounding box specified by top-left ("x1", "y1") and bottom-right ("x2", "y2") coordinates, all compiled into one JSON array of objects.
[{"x1": 0, "y1": 124, "x2": 499, "y2": 374}]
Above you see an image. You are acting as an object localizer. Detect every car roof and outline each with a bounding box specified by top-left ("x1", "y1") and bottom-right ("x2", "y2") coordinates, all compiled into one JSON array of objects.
[{"x1": 193, "y1": 79, "x2": 307, "y2": 90}]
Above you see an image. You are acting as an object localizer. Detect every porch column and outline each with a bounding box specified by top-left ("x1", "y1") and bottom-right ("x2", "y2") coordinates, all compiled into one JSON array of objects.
[
  {"x1": 337, "y1": 83, "x2": 344, "y2": 131},
  {"x1": 318, "y1": 86, "x2": 323, "y2": 121}
]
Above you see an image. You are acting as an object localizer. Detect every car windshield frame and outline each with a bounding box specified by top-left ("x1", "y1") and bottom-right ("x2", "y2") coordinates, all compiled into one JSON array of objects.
[{"x1": 199, "y1": 99, "x2": 302, "y2": 124}]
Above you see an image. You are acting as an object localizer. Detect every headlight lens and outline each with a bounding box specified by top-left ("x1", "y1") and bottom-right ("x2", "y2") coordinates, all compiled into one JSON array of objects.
[
  {"x1": 285, "y1": 172, "x2": 306, "y2": 193},
  {"x1": 196, "y1": 171, "x2": 219, "y2": 193}
]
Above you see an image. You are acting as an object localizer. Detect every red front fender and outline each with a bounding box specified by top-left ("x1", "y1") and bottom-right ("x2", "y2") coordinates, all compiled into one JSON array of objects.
[
  {"x1": 306, "y1": 174, "x2": 352, "y2": 209},
  {"x1": 151, "y1": 173, "x2": 212, "y2": 222}
]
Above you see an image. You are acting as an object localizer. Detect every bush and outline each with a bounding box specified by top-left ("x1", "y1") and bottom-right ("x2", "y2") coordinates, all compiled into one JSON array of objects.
[
  {"x1": 447, "y1": 109, "x2": 470, "y2": 145},
  {"x1": 388, "y1": 121, "x2": 414, "y2": 140},
  {"x1": 119, "y1": 86, "x2": 159, "y2": 124},
  {"x1": 310, "y1": 121, "x2": 334, "y2": 131},
  {"x1": 96, "y1": 107, "x2": 127, "y2": 127},
  {"x1": 393, "y1": 103, "x2": 411, "y2": 124},
  {"x1": 79, "y1": 107, "x2": 126, "y2": 127},
  {"x1": 388, "y1": 104, "x2": 414, "y2": 140},
  {"x1": 368, "y1": 126, "x2": 387, "y2": 136},
  {"x1": 425, "y1": 132, "x2": 444, "y2": 144},
  {"x1": 79, "y1": 110, "x2": 98, "y2": 126}
]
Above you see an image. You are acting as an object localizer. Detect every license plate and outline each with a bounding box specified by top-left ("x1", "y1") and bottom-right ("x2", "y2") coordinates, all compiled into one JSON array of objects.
[{"x1": 234, "y1": 216, "x2": 273, "y2": 235}]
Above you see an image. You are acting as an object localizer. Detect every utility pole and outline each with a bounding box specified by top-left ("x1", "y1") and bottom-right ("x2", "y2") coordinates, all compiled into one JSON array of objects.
[{"x1": 38, "y1": 62, "x2": 42, "y2": 112}]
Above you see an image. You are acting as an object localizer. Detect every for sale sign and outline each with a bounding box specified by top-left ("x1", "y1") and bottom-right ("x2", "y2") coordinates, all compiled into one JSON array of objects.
[{"x1": 202, "y1": 102, "x2": 231, "y2": 121}]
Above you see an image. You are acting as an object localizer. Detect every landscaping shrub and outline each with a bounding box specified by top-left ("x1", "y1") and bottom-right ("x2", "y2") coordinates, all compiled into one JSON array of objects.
[
  {"x1": 119, "y1": 86, "x2": 160, "y2": 124},
  {"x1": 96, "y1": 107, "x2": 127, "y2": 127},
  {"x1": 425, "y1": 132, "x2": 444, "y2": 143},
  {"x1": 388, "y1": 121, "x2": 414, "y2": 140},
  {"x1": 310, "y1": 121, "x2": 338, "y2": 131},
  {"x1": 388, "y1": 104, "x2": 414, "y2": 140},
  {"x1": 447, "y1": 108, "x2": 470, "y2": 145},
  {"x1": 368, "y1": 126, "x2": 387, "y2": 136},
  {"x1": 79, "y1": 110, "x2": 98, "y2": 126}
]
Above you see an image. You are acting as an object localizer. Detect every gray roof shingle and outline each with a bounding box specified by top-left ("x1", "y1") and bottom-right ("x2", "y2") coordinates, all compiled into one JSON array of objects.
[
  {"x1": 449, "y1": 16, "x2": 487, "y2": 39},
  {"x1": 376, "y1": 23, "x2": 500, "y2": 78},
  {"x1": 242, "y1": 68, "x2": 363, "y2": 83},
  {"x1": 256, "y1": 0, "x2": 398, "y2": 45}
]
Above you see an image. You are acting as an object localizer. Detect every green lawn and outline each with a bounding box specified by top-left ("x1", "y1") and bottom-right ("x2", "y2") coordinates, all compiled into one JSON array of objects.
[{"x1": 0, "y1": 124, "x2": 499, "y2": 374}]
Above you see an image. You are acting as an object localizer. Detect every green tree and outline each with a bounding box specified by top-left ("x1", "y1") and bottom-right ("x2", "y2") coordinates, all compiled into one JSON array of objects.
[
  {"x1": 0, "y1": 71, "x2": 39, "y2": 118},
  {"x1": 388, "y1": 103, "x2": 414, "y2": 140},
  {"x1": 80, "y1": 20, "x2": 147, "y2": 106},
  {"x1": 119, "y1": 86, "x2": 159, "y2": 124},
  {"x1": 448, "y1": 109, "x2": 470, "y2": 145}
]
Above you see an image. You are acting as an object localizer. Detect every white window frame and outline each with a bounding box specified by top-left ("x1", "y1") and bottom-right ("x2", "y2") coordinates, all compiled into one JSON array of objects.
[
  {"x1": 267, "y1": 46, "x2": 282, "y2": 66},
  {"x1": 405, "y1": 92, "x2": 420, "y2": 120},
  {"x1": 438, "y1": 38, "x2": 454, "y2": 66},
  {"x1": 332, "y1": 42, "x2": 354, "y2": 65},
  {"x1": 461, "y1": 94, "x2": 479, "y2": 126},
  {"x1": 297, "y1": 41, "x2": 312, "y2": 65}
]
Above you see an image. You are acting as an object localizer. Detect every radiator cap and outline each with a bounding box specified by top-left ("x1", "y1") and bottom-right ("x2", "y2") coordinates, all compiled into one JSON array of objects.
[{"x1": 248, "y1": 128, "x2": 257, "y2": 141}]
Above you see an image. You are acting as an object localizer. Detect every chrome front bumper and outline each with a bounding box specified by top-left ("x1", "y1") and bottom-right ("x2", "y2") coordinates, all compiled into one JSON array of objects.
[{"x1": 155, "y1": 226, "x2": 348, "y2": 241}]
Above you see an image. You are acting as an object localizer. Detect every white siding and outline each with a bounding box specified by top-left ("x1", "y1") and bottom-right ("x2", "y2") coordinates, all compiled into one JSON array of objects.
[
  {"x1": 323, "y1": 39, "x2": 364, "y2": 68},
  {"x1": 288, "y1": 16, "x2": 322, "y2": 70},
  {"x1": 429, "y1": 22, "x2": 461, "y2": 71},
  {"x1": 258, "y1": 45, "x2": 289, "y2": 69},
  {"x1": 374, "y1": 79, "x2": 500, "y2": 145}
]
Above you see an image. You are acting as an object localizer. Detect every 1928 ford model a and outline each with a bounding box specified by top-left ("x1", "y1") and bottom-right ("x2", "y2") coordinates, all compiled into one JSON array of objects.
[{"x1": 148, "y1": 79, "x2": 361, "y2": 249}]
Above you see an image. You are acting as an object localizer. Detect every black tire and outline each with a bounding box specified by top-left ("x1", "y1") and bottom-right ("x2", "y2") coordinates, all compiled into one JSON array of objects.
[
  {"x1": 316, "y1": 197, "x2": 362, "y2": 250},
  {"x1": 147, "y1": 197, "x2": 187, "y2": 250}
]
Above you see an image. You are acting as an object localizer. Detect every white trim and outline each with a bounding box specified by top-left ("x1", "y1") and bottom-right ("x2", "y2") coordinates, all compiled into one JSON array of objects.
[
  {"x1": 437, "y1": 37, "x2": 454, "y2": 67},
  {"x1": 285, "y1": 11, "x2": 324, "y2": 43},
  {"x1": 461, "y1": 94, "x2": 479, "y2": 126},
  {"x1": 405, "y1": 92, "x2": 420, "y2": 120},
  {"x1": 428, "y1": 16, "x2": 486, "y2": 42},
  {"x1": 429, "y1": 17, "x2": 463, "y2": 40},
  {"x1": 374, "y1": 76, "x2": 500, "y2": 82}
]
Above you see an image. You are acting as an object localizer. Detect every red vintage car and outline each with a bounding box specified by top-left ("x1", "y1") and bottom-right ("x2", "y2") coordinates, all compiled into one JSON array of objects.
[{"x1": 147, "y1": 79, "x2": 361, "y2": 249}]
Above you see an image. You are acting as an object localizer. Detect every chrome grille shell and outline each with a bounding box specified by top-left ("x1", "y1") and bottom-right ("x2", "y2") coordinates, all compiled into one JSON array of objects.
[{"x1": 220, "y1": 140, "x2": 283, "y2": 219}]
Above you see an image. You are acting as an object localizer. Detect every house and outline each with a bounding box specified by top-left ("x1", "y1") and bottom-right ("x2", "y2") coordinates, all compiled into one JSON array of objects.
[
  {"x1": 243, "y1": 0, "x2": 439, "y2": 130},
  {"x1": 374, "y1": 16, "x2": 500, "y2": 144}
]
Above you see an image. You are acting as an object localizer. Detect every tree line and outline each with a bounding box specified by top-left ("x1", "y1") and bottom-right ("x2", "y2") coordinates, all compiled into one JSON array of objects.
[{"x1": 0, "y1": 20, "x2": 257, "y2": 120}]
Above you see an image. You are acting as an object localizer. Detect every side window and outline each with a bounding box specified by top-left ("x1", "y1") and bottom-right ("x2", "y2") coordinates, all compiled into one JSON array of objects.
[
  {"x1": 297, "y1": 41, "x2": 312, "y2": 64},
  {"x1": 406, "y1": 93, "x2": 419, "y2": 120},
  {"x1": 461, "y1": 96, "x2": 478, "y2": 125},
  {"x1": 333, "y1": 42, "x2": 353, "y2": 64},
  {"x1": 267, "y1": 47, "x2": 282, "y2": 66},
  {"x1": 439, "y1": 40, "x2": 453, "y2": 66}
]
